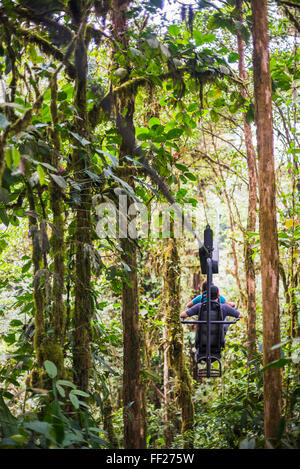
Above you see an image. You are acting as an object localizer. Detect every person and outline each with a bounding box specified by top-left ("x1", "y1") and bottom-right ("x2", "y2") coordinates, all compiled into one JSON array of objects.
[
  {"x1": 186, "y1": 281, "x2": 235, "y2": 308},
  {"x1": 181, "y1": 285, "x2": 243, "y2": 334},
  {"x1": 181, "y1": 285, "x2": 243, "y2": 366}
]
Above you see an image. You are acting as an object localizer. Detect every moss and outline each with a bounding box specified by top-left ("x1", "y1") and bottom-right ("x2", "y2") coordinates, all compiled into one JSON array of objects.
[
  {"x1": 25, "y1": 368, "x2": 48, "y2": 389},
  {"x1": 39, "y1": 342, "x2": 65, "y2": 377},
  {"x1": 163, "y1": 232, "x2": 194, "y2": 449}
]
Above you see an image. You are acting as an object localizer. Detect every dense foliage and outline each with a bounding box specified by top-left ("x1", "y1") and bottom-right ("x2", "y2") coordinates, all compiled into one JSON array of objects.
[{"x1": 0, "y1": 0, "x2": 299, "y2": 450}]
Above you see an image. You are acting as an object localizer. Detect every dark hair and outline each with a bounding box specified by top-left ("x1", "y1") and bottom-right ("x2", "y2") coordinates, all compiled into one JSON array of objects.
[
  {"x1": 210, "y1": 285, "x2": 219, "y2": 299},
  {"x1": 202, "y1": 284, "x2": 219, "y2": 300},
  {"x1": 202, "y1": 281, "x2": 215, "y2": 293}
]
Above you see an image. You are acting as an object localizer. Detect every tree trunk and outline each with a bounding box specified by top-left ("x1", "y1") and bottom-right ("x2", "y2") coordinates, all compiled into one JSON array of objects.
[
  {"x1": 163, "y1": 321, "x2": 173, "y2": 448},
  {"x1": 50, "y1": 79, "x2": 66, "y2": 350},
  {"x1": 163, "y1": 232, "x2": 194, "y2": 449},
  {"x1": 111, "y1": 0, "x2": 146, "y2": 449},
  {"x1": 72, "y1": 14, "x2": 92, "y2": 392},
  {"x1": 251, "y1": 0, "x2": 282, "y2": 445},
  {"x1": 103, "y1": 395, "x2": 119, "y2": 449},
  {"x1": 237, "y1": 0, "x2": 258, "y2": 359}
]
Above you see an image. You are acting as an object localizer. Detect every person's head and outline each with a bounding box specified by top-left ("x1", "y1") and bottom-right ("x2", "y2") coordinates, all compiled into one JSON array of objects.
[
  {"x1": 202, "y1": 281, "x2": 214, "y2": 293},
  {"x1": 210, "y1": 285, "x2": 219, "y2": 300}
]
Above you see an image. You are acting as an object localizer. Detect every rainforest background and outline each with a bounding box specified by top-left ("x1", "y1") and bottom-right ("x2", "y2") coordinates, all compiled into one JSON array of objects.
[{"x1": 0, "y1": 0, "x2": 299, "y2": 450}]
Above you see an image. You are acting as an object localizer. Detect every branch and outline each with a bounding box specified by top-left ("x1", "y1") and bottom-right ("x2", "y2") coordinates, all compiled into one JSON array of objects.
[
  {"x1": 7, "y1": 5, "x2": 73, "y2": 43},
  {"x1": 275, "y1": 0, "x2": 300, "y2": 9},
  {"x1": 0, "y1": 32, "x2": 79, "y2": 182},
  {"x1": 89, "y1": 67, "x2": 242, "y2": 127},
  {"x1": 0, "y1": 15, "x2": 76, "y2": 79},
  {"x1": 279, "y1": 3, "x2": 300, "y2": 32},
  {"x1": 192, "y1": 150, "x2": 248, "y2": 185},
  {"x1": 201, "y1": 127, "x2": 247, "y2": 159}
]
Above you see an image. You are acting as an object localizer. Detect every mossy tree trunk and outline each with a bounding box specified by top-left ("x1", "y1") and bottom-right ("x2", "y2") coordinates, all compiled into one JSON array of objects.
[
  {"x1": 163, "y1": 231, "x2": 194, "y2": 449},
  {"x1": 163, "y1": 321, "x2": 173, "y2": 448},
  {"x1": 71, "y1": 6, "x2": 93, "y2": 392},
  {"x1": 103, "y1": 395, "x2": 119, "y2": 449},
  {"x1": 111, "y1": 0, "x2": 146, "y2": 449},
  {"x1": 47, "y1": 79, "x2": 66, "y2": 374}
]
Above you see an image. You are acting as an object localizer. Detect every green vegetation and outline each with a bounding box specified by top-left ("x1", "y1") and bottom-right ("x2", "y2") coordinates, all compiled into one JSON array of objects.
[{"x1": 0, "y1": 0, "x2": 299, "y2": 450}]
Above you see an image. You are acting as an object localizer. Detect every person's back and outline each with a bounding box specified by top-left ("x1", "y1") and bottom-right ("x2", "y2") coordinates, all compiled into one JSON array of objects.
[
  {"x1": 181, "y1": 286, "x2": 243, "y2": 358},
  {"x1": 195, "y1": 298, "x2": 225, "y2": 359}
]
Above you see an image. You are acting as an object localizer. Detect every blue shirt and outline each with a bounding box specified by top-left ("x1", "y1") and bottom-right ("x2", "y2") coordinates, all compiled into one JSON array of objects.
[{"x1": 192, "y1": 294, "x2": 226, "y2": 305}]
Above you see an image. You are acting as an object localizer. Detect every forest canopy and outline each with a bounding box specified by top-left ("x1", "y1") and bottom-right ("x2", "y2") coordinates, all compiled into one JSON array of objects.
[{"x1": 0, "y1": 0, "x2": 299, "y2": 451}]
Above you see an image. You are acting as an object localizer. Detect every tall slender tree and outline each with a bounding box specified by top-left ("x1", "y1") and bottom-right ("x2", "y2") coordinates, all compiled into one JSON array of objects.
[
  {"x1": 111, "y1": 0, "x2": 146, "y2": 449},
  {"x1": 236, "y1": 0, "x2": 258, "y2": 359},
  {"x1": 251, "y1": 0, "x2": 282, "y2": 445},
  {"x1": 163, "y1": 224, "x2": 194, "y2": 449}
]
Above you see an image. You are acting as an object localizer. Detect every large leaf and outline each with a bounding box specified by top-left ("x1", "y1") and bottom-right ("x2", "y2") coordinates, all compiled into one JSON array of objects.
[
  {"x1": 0, "y1": 396, "x2": 18, "y2": 437},
  {"x1": 50, "y1": 174, "x2": 68, "y2": 190},
  {"x1": 44, "y1": 360, "x2": 57, "y2": 379}
]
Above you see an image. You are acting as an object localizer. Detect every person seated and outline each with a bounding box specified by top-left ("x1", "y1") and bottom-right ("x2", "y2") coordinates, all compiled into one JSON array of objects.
[
  {"x1": 181, "y1": 285, "x2": 243, "y2": 331},
  {"x1": 186, "y1": 281, "x2": 235, "y2": 308}
]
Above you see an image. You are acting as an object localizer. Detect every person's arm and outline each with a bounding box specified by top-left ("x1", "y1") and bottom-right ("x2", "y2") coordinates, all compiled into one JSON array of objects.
[
  {"x1": 220, "y1": 295, "x2": 235, "y2": 308},
  {"x1": 180, "y1": 303, "x2": 200, "y2": 319},
  {"x1": 222, "y1": 304, "x2": 243, "y2": 319},
  {"x1": 187, "y1": 294, "x2": 202, "y2": 308}
]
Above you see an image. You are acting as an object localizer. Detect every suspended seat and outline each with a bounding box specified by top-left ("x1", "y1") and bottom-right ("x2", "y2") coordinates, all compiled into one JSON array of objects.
[
  {"x1": 181, "y1": 300, "x2": 240, "y2": 378},
  {"x1": 195, "y1": 300, "x2": 224, "y2": 377}
]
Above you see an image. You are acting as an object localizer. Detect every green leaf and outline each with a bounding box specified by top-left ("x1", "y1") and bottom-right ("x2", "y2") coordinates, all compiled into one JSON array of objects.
[
  {"x1": 5, "y1": 147, "x2": 13, "y2": 169},
  {"x1": 0, "y1": 113, "x2": 10, "y2": 130},
  {"x1": 148, "y1": 117, "x2": 161, "y2": 128},
  {"x1": 24, "y1": 421, "x2": 53, "y2": 439},
  {"x1": 0, "y1": 208, "x2": 9, "y2": 226},
  {"x1": 194, "y1": 31, "x2": 216, "y2": 46},
  {"x1": 57, "y1": 91, "x2": 68, "y2": 101},
  {"x1": 50, "y1": 174, "x2": 67, "y2": 190},
  {"x1": 261, "y1": 357, "x2": 290, "y2": 372},
  {"x1": 0, "y1": 396, "x2": 18, "y2": 437},
  {"x1": 166, "y1": 128, "x2": 183, "y2": 140},
  {"x1": 184, "y1": 172, "x2": 197, "y2": 181},
  {"x1": 56, "y1": 379, "x2": 76, "y2": 389},
  {"x1": 37, "y1": 164, "x2": 45, "y2": 185},
  {"x1": 146, "y1": 36, "x2": 160, "y2": 49},
  {"x1": 0, "y1": 188, "x2": 10, "y2": 204},
  {"x1": 12, "y1": 147, "x2": 21, "y2": 167},
  {"x1": 210, "y1": 109, "x2": 220, "y2": 122},
  {"x1": 168, "y1": 24, "x2": 180, "y2": 36},
  {"x1": 56, "y1": 383, "x2": 65, "y2": 398},
  {"x1": 69, "y1": 392, "x2": 80, "y2": 409},
  {"x1": 22, "y1": 261, "x2": 32, "y2": 273},
  {"x1": 175, "y1": 163, "x2": 189, "y2": 172},
  {"x1": 141, "y1": 368, "x2": 161, "y2": 382},
  {"x1": 28, "y1": 45, "x2": 38, "y2": 63},
  {"x1": 70, "y1": 131, "x2": 90, "y2": 146},
  {"x1": 10, "y1": 434, "x2": 27, "y2": 446},
  {"x1": 44, "y1": 360, "x2": 57, "y2": 379},
  {"x1": 150, "y1": 0, "x2": 163, "y2": 8},
  {"x1": 71, "y1": 390, "x2": 90, "y2": 398},
  {"x1": 228, "y1": 52, "x2": 240, "y2": 63},
  {"x1": 246, "y1": 103, "x2": 255, "y2": 124}
]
